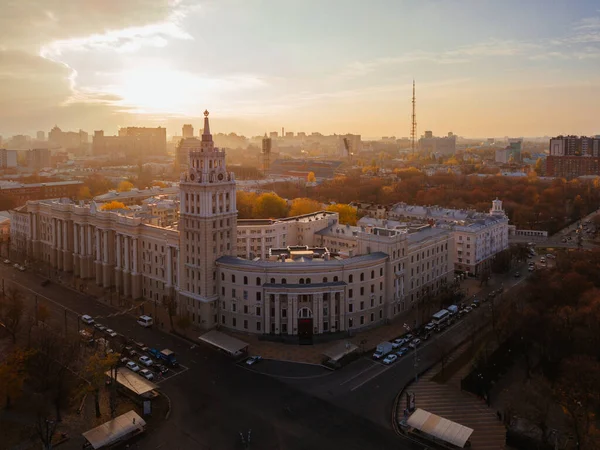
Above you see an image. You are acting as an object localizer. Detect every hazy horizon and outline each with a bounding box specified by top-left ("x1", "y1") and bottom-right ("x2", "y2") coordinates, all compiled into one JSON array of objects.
[{"x1": 2, "y1": 0, "x2": 600, "y2": 139}]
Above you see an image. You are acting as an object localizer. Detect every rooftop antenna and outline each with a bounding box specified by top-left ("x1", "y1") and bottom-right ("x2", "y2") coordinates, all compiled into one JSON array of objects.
[{"x1": 411, "y1": 80, "x2": 417, "y2": 155}]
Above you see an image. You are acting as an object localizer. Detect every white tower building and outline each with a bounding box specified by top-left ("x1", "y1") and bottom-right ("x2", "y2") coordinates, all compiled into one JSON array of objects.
[{"x1": 178, "y1": 110, "x2": 237, "y2": 329}]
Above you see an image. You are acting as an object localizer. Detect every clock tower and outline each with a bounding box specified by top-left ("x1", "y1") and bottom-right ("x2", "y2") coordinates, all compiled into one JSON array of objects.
[{"x1": 178, "y1": 110, "x2": 237, "y2": 329}]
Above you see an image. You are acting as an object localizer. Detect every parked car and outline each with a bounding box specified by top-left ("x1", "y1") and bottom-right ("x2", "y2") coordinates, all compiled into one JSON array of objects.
[
  {"x1": 403, "y1": 334, "x2": 414, "y2": 341},
  {"x1": 18, "y1": 265, "x2": 25, "y2": 272},
  {"x1": 81, "y1": 315, "x2": 94, "y2": 325},
  {"x1": 139, "y1": 369, "x2": 155, "y2": 381},
  {"x1": 396, "y1": 347, "x2": 409, "y2": 357},
  {"x1": 470, "y1": 302, "x2": 478, "y2": 309},
  {"x1": 528, "y1": 266, "x2": 535, "y2": 272},
  {"x1": 464, "y1": 306, "x2": 473, "y2": 313},
  {"x1": 3, "y1": 259, "x2": 10, "y2": 264},
  {"x1": 382, "y1": 354, "x2": 398, "y2": 365},
  {"x1": 546, "y1": 254, "x2": 555, "y2": 259},
  {"x1": 409, "y1": 338, "x2": 422, "y2": 349},
  {"x1": 139, "y1": 356, "x2": 153, "y2": 367},
  {"x1": 392, "y1": 338, "x2": 405, "y2": 349},
  {"x1": 154, "y1": 364, "x2": 169, "y2": 375},
  {"x1": 94, "y1": 323, "x2": 106, "y2": 332},
  {"x1": 246, "y1": 356, "x2": 263, "y2": 365},
  {"x1": 126, "y1": 361, "x2": 140, "y2": 372},
  {"x1": 120, "y1": 357, "x2": 130, "y2": 365},
  {"x1": 105, "y1": 329, "x2": 118, "y2": 338}
]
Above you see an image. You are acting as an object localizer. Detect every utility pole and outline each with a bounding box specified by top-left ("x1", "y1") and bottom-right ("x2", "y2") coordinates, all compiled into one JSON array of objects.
[{"x1": 410, "y1": 79, "x2": 417, "y2": 155}]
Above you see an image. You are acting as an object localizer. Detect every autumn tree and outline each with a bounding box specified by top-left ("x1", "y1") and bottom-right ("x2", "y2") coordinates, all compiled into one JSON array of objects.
[
  {"x1": 83, "y1": 174, "x2": 113, "y2": 196},
  {"x1": 236, "y1": 191, "x2": 258, "y2": 219},
  {"x1": 0, "y1": 287, "x2": 25, "y2": 344},
  {"x1": 0, "y1": 348, "x2": 34, "y2": 409},
  {"x1": 117, "y1": 180, "x2": 134, "y2": 192},
  {"x1": 326, "y1": 203, "x2": 358, "y2": 225},
  {"x1": 289, "y1": 198, "x2": 322, "y2": 217},
  {"x1": 77, "y1": 186, "x2": 92, "y2": 200},
  {"x1": 100, "y1": 201, "x2": 128, "y2": 211},
  {"x1": 252, "y1": 193, "x2": 288, "y2": 219},
  {"x1": 82, "y1": 352, "x2": 120, "y2": 418},
  {"x1": 307, "y1": 172, "x2": 316, "y2": 183}
]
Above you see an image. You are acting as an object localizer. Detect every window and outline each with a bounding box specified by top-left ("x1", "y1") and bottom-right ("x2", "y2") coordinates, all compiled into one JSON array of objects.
[
  {"x1": 348, "y1": 318, "x2": 353, "y2": 328},
  {"x1": 306, "y1": 278, "x2": 311, "y2": 284},
  {"x1": 256, "y1": 292, "x2": 261, "y2": 301},
  {"x1": 256, "y1": 307, "x2": 261, "y2": 316},
  {"x1": 333, "y1": 276, "x2": 338, "y2": 282},
  {"x1": 360, "y1": 287, "x2": 364, "y2": 295},
  {"x1": 360, "y1": 301, "x2": 364, "y2": 310},
  {"x1": 370, "y1": 313, "x2": 374, "y2": 322},
  {"x1": 299, "y1": 278, "x2": 305, "y2": 284},
  {"x1": 243, "y1": 320, "x2": 248, "y2": 329},
  {"x1": 371, "y1": 270, "x2": 375, "y2": 279},
  {"x1": 360, "y1": 273, "x2": 364, "y2": 281},
  {"x1": 232, "y1": 318, "x2": 237, "y2": 327},
  {"x1": 282, "y1": 278, "x2": 287, "y2": 284},
  {"x1": 221, "y1": 315, "x2": 225, "y2": 324},
  {"x1": 244, "y1": 305, "x2": 248, "y2": 314},
  {"x1": 243, "y1": 276, "x2": 248, "y2": 285},
  {"x1": 349, "y1": 289, "x2": 353, "y2": 298},
  {"x1": 270, "y1": 278, "x2": 275, "y2": 283},
  {"x1": 232, "y1": 303, "x2": 237, "y2": 312},
  {"x1": 282, "y1": 309, "x2": 287, "y2": 318},
  {"x1": 380, "y1": 268, "x2": 383, "y2": 276},
  {"x1": 231, "y1": 274, "x2": 236, "y2": 283},
  {"x1": 371, "y1": 284, "x2": 374, "y2": 293},
  {"x1": 256, "y1": 277, "x2": 261, "y2": 286},
  {"x1": 323, "y1": 277, "x2": 328, "y2": 283},
  {"x1": 221, "y1": 273, "x2": 224, "y2": 281},
  {"x1": 360, "y1": 316, "x2": 364, "y2": 325},
  {"x1": 256, "y1": 322, "x2": 261, "y2": 331},
  {"x1": 232, "y1": 288, "x2": 236, "y2": 298},
  {"x1": 349, "y1": 274, "x2": 353, "y2": 283},
  {"x1": 349, "y1": 303, "x2": 353, "y2": 313},
  {"x1": 379, "y1": 310, "x2": 383, "y2": 319}
]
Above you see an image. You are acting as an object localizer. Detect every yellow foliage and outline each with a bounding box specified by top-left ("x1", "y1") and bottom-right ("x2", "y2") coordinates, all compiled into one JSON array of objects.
[
  {"x1": 77, "y1": 186, "x2": 92, "y2": 200},
  {"x1": 152, "y1": 181, "x2": 168, "y2": 188},
  {"x1": 0, "y1": 348, "x2": 35, "y2": 407},
  {"x1": 100, "y1": 201, "x2": 128, "y2": 211},
  {"x1": 326, "y1": 203, "x2": 358, "y2": 225},
  {"x1": 117, "y1": 181, "x2": 134, "y2": 192},
  {"x1": 307, "y1": 172, "x2": 316, "y2": 183},
  {"x1": 289, "y1": 198, "x2": 321, "y2": 217},
  {"x1": 236, "y1": 191, "x2": 258, "y2": 219},
  {"x1": 252, "y1": 193, "x2": 288, "y2": 219}
]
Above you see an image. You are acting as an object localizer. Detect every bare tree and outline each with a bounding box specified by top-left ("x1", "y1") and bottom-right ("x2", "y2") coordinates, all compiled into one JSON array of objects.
[
  {"x1": 0, "y1": 287, "x2": 25, "y2": 343},
  {"x1": 162, "y1": 293, "x2": 177, "y2": 331},
  {"x1": 511, "y1": 375, "x2": 554, "y2": 444}
]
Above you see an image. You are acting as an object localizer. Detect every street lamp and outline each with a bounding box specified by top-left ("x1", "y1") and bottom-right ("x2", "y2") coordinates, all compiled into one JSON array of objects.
[{"x1": 403, "y1": 323, "x2": 419, "y2": 383}]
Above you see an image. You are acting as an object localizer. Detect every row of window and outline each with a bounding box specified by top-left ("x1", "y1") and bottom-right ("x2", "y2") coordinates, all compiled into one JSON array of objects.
[{"x1": 223, "y1": 268, "x2": 384, "y2": 286}]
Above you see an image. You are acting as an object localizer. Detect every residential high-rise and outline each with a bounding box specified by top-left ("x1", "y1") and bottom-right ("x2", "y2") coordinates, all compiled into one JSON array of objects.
[
  {"x1": 419, "y1": 131, "x2": 456, "y2": 155},
  {"x1": 93, "y1": 127, "x2": 166, "y2": 157},
  {"x1": 178, "y1": 110, "x2": 237, "y2": 329},
  {"x1": 545, "y1": 135, "x2": 600, "y2": 178},
  {"x1": 0, "y1": 149, "x2": 17, "y2": 168},
  {"x1": 27, "y1": 148, "x2": 51, "y2": 169},
  {"x1": 182, "y1": 124, "x2": 194, "y2": 138}
]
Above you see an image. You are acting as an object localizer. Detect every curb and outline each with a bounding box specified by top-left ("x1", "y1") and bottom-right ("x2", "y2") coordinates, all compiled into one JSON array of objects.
[{"x1": 163, "y1": 392, "x2": 172, "y2": 420}]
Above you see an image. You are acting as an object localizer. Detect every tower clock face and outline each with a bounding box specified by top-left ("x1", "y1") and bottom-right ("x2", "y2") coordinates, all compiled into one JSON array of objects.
[
  {"x1": 189, "y1": 172, "x2": 195, "y2": 181},
  {"x1": 217, "y1": 173, "x2": 224, "y2": 181}
]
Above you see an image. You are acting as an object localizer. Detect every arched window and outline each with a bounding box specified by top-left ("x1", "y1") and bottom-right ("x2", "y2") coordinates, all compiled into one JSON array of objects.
[
  {"x1": 270, "y1": 278, "x2": 275, "y2": 284},
  {"x1": 281, "y1": 278, "x2": 287, "y2": 284},
  {"x1": 349, "y1": 274, "x2": 353, "y2": 283},
  {"x1": 256, "y1": 277, "x2": 261, "y2": 286},
  {"x1": 306, "y1": 278, "x2": 311, "y2": 284},
  {"x1": 360, "y1": 273, "x2": 364, "y2": 281},
  {"x1": 323, "y1": 277, "x2": 328, "y2": 283},
  {"x1": 298, "y1": 307, "x2": 313, "y2": 318},
  {"x1": 371, "y1": 270, "x2": 375, "y2": 279},
  {"x1": 231, "y1": 274, "x2": 236, "y2": 283},
  {"x1": 299, "y1": 278, "x2": 305, "y2": 284},
  {"x1": 333, "y1": 276, "x2": 339, "y2": 282},
  {"x1": 243, "y1": 276, "x2": 248, "y2": 285}
]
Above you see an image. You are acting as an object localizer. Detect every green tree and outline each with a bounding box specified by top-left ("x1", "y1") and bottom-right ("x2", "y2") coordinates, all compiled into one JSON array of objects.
[
  {"x1": 326, "y1": 203, "x2": 358, "y2": 225},
  {"x1": 252, "y1": 193, "x2": 288, "y2": 219}
]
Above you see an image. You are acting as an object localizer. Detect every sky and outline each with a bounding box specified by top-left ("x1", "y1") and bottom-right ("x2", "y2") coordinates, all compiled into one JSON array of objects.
[{"x1": 1, "y1": 0, "x2": 600, "y2": 139}]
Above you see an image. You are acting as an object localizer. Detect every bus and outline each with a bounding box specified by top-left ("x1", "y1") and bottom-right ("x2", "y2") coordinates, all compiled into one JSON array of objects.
[{"x1": 431, "y1": 309, "x2": 450, "y2": 325}]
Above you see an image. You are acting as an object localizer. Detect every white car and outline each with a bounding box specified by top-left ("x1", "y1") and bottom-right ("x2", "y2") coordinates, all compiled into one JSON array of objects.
[
  {"x1": 126, "y1": 361, "x2": 140, "y2": 372},
  {"x1": 3, "y1": 259, "x2": 10, "y2": 264},
  {"x1": 139, "y1": 369, "x2": 155, "y2": 381},
  {"x1": 81, "y1": 315, "x2": 94, "y2": 325},
  {"x1": 409, "y1": 338, "x2": 422, "y2": 349},
  {"x1": 18, "y1": 265, "x2": 25, "y2": 272},
  {"x1": 464, "y1": 306, "x2": 473, "y2": 313},
  {"x1": 94, "y1": 323, "x2": 106, "y2": 331},
  {"x1": 382, "y1": 354, "x2": 398, "y2": 365},
  {"x1": 246, "y1": 356, "x2": 263, "y2": 365},
  {"x1": 139, "y1": 356, "x2": 154, "y2": 367},
  {"x1": 105, "y1": 329, "x2": 117, "y2": 338},
  {"x1": 392, "y1": 338, "x2": 405, "y2": 349}
]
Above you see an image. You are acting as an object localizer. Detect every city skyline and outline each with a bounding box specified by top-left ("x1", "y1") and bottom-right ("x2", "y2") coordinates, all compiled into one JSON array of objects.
[{"x1": 2, "y1": 0, "x2": 600, "y2": 138}]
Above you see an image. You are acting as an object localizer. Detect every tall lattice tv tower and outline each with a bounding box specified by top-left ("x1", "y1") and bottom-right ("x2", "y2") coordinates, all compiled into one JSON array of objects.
[{"x1": 410, "y1": 79, "x2": 417, "y2": 154}]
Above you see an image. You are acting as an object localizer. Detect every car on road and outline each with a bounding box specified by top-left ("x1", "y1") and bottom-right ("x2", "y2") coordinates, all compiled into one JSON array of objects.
[
  {"x1": 528, "y1": 266, "x2": 535, "y2": 272},
  {"x1": 408, "y1": 338, "x2": 421, "y2": 349},
  {"x1": 81, "y1": 314, "x2": 94, "y2": 325},
  {"x1": 403, "y1": 333, "x2": 414, "y2": 341},
  {"x1": 392, "y1": 338, "x2": 406, "y2": 349},
  {"x1": 514, "y1": 271, "x2": 521, "y2": 278},
  {"x1": 382, "y1": 354, "x2": 398, "y2": 365},
  {"x1": 139, "y1": 356, "x2": 153, "y2": 367},
  {"x1": 153, "y1": 364, "x2": 169, "y2": 375},
  {"x1": 105, "y1": 328, "x2": 118, "y2": 338},
  {"x1": 470, "y1": 302, "x2": 478, "y2": 309},
  {"x1": 94, "y1": 323, "x2": 106, "y2": 332},
  {"x1": 3, "y1": 259, "x2": 10, "y2": 264},
  {"x1": 17, "y1": 265, "x2": 25, "y2": 271},
  {"x1": 246, "y1": 356, "x2": 263, "y2": 365},
  {"x1": 396, "y1": 347, "x2": 409, "y2": 357},
  {"x1": 139, "y1": 369, "x2": 155, "y2": 381},
  {"x1": 120, "y1": 357, "x2": 130, "y2": 365},
  {"x1": 424, "y1": 323, "x2": 436, "y2": 332},
  {"x1": 546, "y1": 254, "x2": 555, "y2": 259},
  {"x1": 13, "y1": 263, "x2": 19, "y2": 269},
  {"x1": 464, "y1": 306, "x2": 473, "y2": 313},
  {"x1": 126, "y1": 361, "x2": 140, "y2": 372}
]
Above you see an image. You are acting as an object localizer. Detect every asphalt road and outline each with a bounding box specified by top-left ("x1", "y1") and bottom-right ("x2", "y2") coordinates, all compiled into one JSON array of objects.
[{"x1": 1, "y1": 265, "x2": 425, "y2": 450}]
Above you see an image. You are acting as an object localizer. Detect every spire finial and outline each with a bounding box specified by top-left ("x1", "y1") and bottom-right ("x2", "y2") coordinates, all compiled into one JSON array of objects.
[
  {"x1": 202, "y1": 110, "x2": 211, "y2": 137},
  {"x1": 204, "y1": 110, "x2": 209, "y2": 117}
]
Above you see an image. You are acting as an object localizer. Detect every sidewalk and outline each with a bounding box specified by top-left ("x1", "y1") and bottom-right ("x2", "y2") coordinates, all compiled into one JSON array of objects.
[{"x1": 397, "y1": 339, "x2": 506, "y2": 450}]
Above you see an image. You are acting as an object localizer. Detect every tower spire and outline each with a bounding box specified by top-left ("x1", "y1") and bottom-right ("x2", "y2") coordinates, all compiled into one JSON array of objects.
[
  {"x1": 202, "y1": 109, "x2": 211, "y2": 138},
  {"x1": 410, "y1": 80, "x2": 417, "y2": 155}
]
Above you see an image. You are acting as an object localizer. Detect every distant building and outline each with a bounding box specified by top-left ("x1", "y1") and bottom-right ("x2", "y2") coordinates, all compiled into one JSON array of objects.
[
  {"x1": 419, "y1": 131, "x2": 456, "y2": 155},
  {"x1": 48, "y1": 126, "x2": 87, "y2": 151},
  {"x1": 93, "y1": 185, "x2": 179, "y2": 207},
  {"x1": 269, "y1": 132, "x2": 279, "y2": 138},
  {"x1": 495, "y1": 139, "x2": 522, "y2": 164},
  {"x1": 0, "y1": 149, "x2": 18, "y2": 169},
  {"x1": 339, "y1": 134, "x2": 362, "y2": 157},
  {"x1": 0, "y1": 180, "x2": 82, "y2": 206},
  {"x1": 268, "y1": 159, "x2": 342, "y2": 179},
  {"x1": 93, "y1": 127, "x2": 166, "y2": 157},
  {"x1": 37, "y1": 131, "x2": 45, "y2": 141},
  {"x1": 27, "y1": 148, "x2": 51, "y2": 170},
  {"x1": 285, "y1": 132, "x2": 294, "y2": 138},
  {"x1": 545, "y1": 135, "x2": 600, "y2": 179},
  {"x1": 182, "y1": 124, "x2": 194, "y2": 139}
]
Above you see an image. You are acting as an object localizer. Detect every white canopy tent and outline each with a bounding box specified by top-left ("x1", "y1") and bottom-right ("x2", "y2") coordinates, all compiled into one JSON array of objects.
[{"x1": 406, "y1": 408, "x2": 474, "y2": 448}]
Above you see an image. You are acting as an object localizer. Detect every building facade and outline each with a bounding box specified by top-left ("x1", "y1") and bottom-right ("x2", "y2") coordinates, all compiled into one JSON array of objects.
[
  {"x1": 1, "y1": 180, "x2": 82, "y2": 206},
  {"x1": 93, "y1": 127, "x2": 166, "y2": 157},
  {"x1": 27, "y1": 148, "x2": 51, "y2": 170},
  {"x1": 546, "y1": 135, "x2": 600, "y2": 179},
  {"x1": 0, "y1": 149, "x2": 17, "y2": 169},
  {"x1": 12, "y1": 112, "x2": 458, "y2": 339}
]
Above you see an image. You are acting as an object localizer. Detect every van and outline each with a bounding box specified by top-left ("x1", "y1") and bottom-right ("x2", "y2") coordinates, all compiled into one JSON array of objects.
[
  {"x1": 81, "y1": 314, "x2": 94, "y2": 325},
  {"x1": 137, "y1": 315, "x2": 153, "y2": 328}
]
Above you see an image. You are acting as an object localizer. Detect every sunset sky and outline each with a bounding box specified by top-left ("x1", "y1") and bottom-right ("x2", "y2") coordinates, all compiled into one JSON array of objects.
[{"x1": 1, "y1": 0, "x2": 600, "y2": 139}]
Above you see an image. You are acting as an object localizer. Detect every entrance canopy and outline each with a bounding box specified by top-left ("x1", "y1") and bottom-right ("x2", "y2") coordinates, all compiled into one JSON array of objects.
[
  {"x1": 199, "y1": 330, "x2": 249, "y2": 356},
  {"x1": 105, "y1": 367, "x2": 158, "y2": 398},
  {"x1": 82, "y1": 410, "x2": 146, "y2": 449},
  {"x1": 406, "y1": 408, "x2": 474, "y2": 448}
]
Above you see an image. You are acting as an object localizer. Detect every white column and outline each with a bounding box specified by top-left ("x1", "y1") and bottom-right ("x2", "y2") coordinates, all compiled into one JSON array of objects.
[
  {"x1": 317, "y1": 294, "x2": 324, "y2": 334},
  {"x1": 95, "y1": 229, "x2": 100, "y2": 262},
  {"x1": 116, "y1": 234, "x2": 121, "y2": 268},
  {"x1": 166, "y1": 246, "x2": 173, "y2": 286},
  {"x1": 275, "y1": 295, "x2": 280, "y2": 333},
  {"x1": 340, "y1": 292, "x2": 346, "y2": 331},
  {"x1": 132, "y1": 238, "x2": 138, "y2": 273},
  {"x1": 73, "y1": 224, "x2": 78, "y2": 254},
  {"x1": 103, "y1": 230, "x2": 109, "y2": 263},
  {"x1": 62, "y1": 221, "x2": 68, "y2": 251},
  {"x1": 32, "y1": 215, "x2": 37, "y2": 240},
  {"x1": 53, "y1": 219, "x2": 57, "y2": 248},
  {"x1": 80, "y1": 225, "x2": 85, "y2": 255},
  {"x1": 264, "y1": 294, "x2": 270, "y2": 333},
  {"x1": 124, "y1": 236, "x2": 130, "y2": 271},
  {"x1": 57, "y1": 220, "x2": 62, "y2": 249}
]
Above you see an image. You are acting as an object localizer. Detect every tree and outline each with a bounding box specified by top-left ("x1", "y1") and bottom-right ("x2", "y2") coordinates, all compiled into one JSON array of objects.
[
  {"x1": 100, "y1": 201, "x2": 128, "y2": 211},
  {"x1": 307, "y1": 172, "x2": 316, "y2": 183},
  {"x1": 163, "y1": 294, "x2": 177, "y2": 332},
  {"x1": 176, "y1": 315, "x2": 192, "y2": 336},
  {"x1": 289, "y1": 198, "x2": 322, "y2": 217},
  {"x1": 236, "y1": 191, "x2": 258, "y2": 219},
  {"x1": 82, "y1": 352, "x2": 120, "y2": 418},
  {"x1": 117, "y1": 180, "x2": 134, "y2": 192},
  {"x1": 37, "y1": 304, "x2": 50, "y2": 324},
  {"x1": 77, "y1": 186, "x2": 92, "y2": 200},
  {"x1": 252, "y1": 193, "x2": 288, "y2": 219},
  {"x1": 152, "y1": 181, "x2": 168, "y2": 188},
  {"x1": 326, "y1": 203, "x2": 358, "y2": 225},
  {"x1": 83, "y1": 174, "x2": 113, "y2": 196},
  {"x1": 0, "y1": 287, "x2": 25, "y2": 344},
  {"x1": 0, "y1": 348, "x2": 34, "y2": 409},
  {"x1": 511, "y1": 375, "x2": 554, "y2": 444}
]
